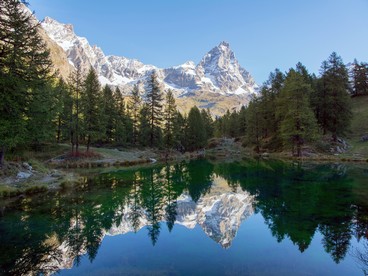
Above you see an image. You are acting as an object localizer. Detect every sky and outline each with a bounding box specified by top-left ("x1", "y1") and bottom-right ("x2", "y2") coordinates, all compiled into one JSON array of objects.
[{"x1": 28, "y1": 0, "x2": 368, "y2": 84}]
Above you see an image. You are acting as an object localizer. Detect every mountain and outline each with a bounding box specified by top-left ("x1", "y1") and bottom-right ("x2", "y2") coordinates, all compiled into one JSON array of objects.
[
  {"x1": 19, "y1": 5, "x2": 73, "y2": 80},
  {"x1": 40, "y1": 16, "x2": 258, "y2": 115}
]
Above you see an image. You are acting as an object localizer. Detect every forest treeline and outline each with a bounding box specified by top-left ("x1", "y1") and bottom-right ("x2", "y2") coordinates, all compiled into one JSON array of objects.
[
  {"x1": 1, "y1": 0, "x2": 368, "y2": 167},
  {"x1": 53, "y1": 69, "x2": 214, "y2": 154},
  {"x1": 215, "y1": 56, "x2": 368, "y2": 156}
]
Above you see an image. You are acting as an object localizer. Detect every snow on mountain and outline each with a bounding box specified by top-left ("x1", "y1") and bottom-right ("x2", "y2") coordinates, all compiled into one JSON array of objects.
[
  {"x1": 196, "y1": 41, "x2": 258, "y2": 95},
  {"x1": 40, "y1": 16, "x2": 258, "y2": 113}
]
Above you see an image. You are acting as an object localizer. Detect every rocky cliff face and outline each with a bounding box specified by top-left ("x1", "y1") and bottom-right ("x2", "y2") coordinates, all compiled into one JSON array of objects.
[{"x1": 39, "y1": 16, "x2": 258, "y2": 115}]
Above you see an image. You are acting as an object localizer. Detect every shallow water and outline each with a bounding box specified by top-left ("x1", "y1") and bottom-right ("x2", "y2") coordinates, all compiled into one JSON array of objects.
[{"x1": 1, "y1": 159, "x2": 368, "y2": 275}]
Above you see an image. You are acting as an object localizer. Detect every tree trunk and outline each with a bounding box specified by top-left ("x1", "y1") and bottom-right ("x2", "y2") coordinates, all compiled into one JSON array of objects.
[
  {"x1": 87, "y1": 135, "x2": 91, "y2": 152},
  {"x1": 0, "y1": 146, "x2": 5, "y2": 167},
  {"x1": 332, "y1": 133, "x2": 337, "y2": 143},
  {"x1": 76, "y1": 89, "x2": 79, "y2": 154},
  {"x1": 70, "y1": 129, "x2": 75, "y2": 155},
  {"x1": 57, "y1": 116, "x2": 61, "y2": 143},
  {"x1": 297, "y1": 143, "x2": 301, "y2": 157}
]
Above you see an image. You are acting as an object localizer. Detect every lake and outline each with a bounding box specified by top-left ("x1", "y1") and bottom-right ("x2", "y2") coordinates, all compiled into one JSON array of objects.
[{"x1": 1, "y1": 159, "x2": 368, "y2": 275}]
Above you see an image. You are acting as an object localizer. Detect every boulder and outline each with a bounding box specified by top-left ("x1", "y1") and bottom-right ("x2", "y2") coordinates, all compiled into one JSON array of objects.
[
  {"x1": 17, "y1": 171, "x2": 32, "y2": 179},
  {"x1": 361, "y1": 135, "x2": 368, "y2": 142}
]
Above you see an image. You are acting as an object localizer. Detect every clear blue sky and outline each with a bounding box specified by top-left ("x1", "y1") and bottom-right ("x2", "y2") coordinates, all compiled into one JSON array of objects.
[{"x1": 29, "y1": 0, "x2": 368, "y2": 84}]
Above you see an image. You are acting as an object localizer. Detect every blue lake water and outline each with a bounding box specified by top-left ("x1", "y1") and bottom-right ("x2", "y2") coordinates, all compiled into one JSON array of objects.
[{"x1": 1, "y1": 159, "x2": 367, "y2": 275}]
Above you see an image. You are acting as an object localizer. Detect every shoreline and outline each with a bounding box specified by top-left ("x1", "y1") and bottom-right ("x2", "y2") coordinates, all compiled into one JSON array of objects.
[{"x1": 1, "y1": 142, "x2": 368, "y2": 199}]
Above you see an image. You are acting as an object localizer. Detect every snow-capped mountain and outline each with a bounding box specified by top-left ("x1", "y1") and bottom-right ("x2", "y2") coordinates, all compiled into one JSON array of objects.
[{"x1": 40, "y1": 16, "x2": 258, "y2": 114}]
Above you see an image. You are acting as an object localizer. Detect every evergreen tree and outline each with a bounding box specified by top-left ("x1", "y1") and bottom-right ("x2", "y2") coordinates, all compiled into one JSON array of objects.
[
  {"x1": 268, "y1": 68, "x2": 285, "y2": 95},
  {"x1": 114, "y1": 87, "x2": 128, "y2": 145},
  {"x1": 163, "y1": 89, "x2": 177, "y2": 149},
  {"x1": 138, "y1": 103, "x2": 151, "y2": 147},
  {"x1": 246, "y1": 99, "x2": 263, "y2": 153},
  {"x1": 186, "y1": 106, "x2": 206, "y2": 151},
  {"x1": 229, "y1": 110, "x2": 241, "y2": 138},
  {"x1": 238, "y1": 106, "x2": 247, "y2": 136},
  {"x1": 278, "y1": 69, "x2": 318, "y2": 156},
  {"x1": 130, "y1": 84, "x2": 141, "y2": 145},
  {"x1": 80, "y1": 68, "x2": 103, "y2": 151},
  {"x1": 351, "y1": 59, "x2": 368, "y2": 96},
  {"x1": 296, "y1": 62, "x2": 314, "y2": 86},
  {"x1": 259, "y1": 86, "x2": 274, "y2": 138},
  {"x1": 221, "y1": 110, "x2": 232, "y2": 137},
  {"x1": 201, "y1": 108, "x2": 214, "y2": 140},
  {"x1": 260, "y1": 69, "x2": 285, "y2": 145},
  {"x1": 173, "y1": 111, "x2": 186, "y2": 152},
  {"x1": 0, "y1": 0, "x2": 52, "y2": 165},
  {"x1": 101, "y1": 85, "x2": 116, "y2": 143},
  {"x1": 68, "y1": 66, "x2": 83, "y2": 154},
  {"x1": 27, "y1": 82, "x2": 57, "y2": 148},
  {"x1": 318, "y1": 52, "x2": 352, "y2": 141},
  {"x1": 146, "y1": 72, "x2": 163, "y2": 147},
  {"x1": 54, "y1": 78, "x2": 72, "y2": 143}
]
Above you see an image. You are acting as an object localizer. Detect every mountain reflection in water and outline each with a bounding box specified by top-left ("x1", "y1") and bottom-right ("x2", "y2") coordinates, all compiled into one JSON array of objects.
[{"x1": 1, "y1": 159, "x2": 368, "y2": 275}]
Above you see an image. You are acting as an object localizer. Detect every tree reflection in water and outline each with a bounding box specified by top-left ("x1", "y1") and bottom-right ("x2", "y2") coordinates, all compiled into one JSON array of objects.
[
  {"x1": 0, "y1": 159, "x2": 367, "y2": 275},
  {"x1": 352, "y1": 240, "x2": 368, "y2": 275}
]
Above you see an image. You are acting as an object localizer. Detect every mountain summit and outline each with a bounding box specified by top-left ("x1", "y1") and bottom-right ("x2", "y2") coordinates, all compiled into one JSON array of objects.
[
  {"x1": 197, "y1": 41, "x2": 257, "y2": 94},
  {"x1": 40, "y1": 17, "x2": 258, "y2": 115}
]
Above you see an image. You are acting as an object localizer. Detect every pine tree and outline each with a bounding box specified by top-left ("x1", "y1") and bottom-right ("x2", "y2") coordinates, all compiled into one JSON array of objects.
[
  {"x1": 186, "y1": 106, "x2": 206, "y2": 151},
  {"x1": 173, "y1": 111, "x2": 186, "y2": 152},
  {"x1": 130, "y1": 84, "x2": 141, "y2": 145},
  {"x1": 114, "y1": 87, "x2": 127, "y2": 145},
  {"x1": 58, "y1": 78, "x2": 74, "y2": 144},
  {"x1": 259, "y1": 86, "x2": 274, "y2": 138},
  {"x1": 123, "y1": 107, "x2": 134, "y2": 145},
  {"x1": 55, "y1": 78, "x2": 68, "y2": 143},
  {"x1": 318, "y1": 52, "x2": 352, "y2": 141},
  {"x1": 351, "y1": 59, "x2": 368, "y2": 96},
  {"x1": 146, "y1": 72, "x2": 163, "y2": 147},
  {"x1": 139, "y1": 103, "x2": 151, "y2": 147},
  {"x1": 163, "y1": 89, "x2": 176, "y2": 149},
  {"x1": 0, "y1": 0, "x2": 52, "y2": 165},
  {"x1": 221, "y1": 110, "x2": 232, "y2": 137},
  {"x1": 246, "y1": 99, "x2": 263, "y2": 153},
  {"x1": 27, "y1": 82, "x2": 57, "y2": 148},
  {"x1": 260, "y1": 69, "x2": 285, "y2": 144},
  {"x1": 238, "y1": 106, "x2": 247, "y2": 136},
  {"x1": 101, "y1": 85, "x2": 116, "y2": 143},
  {"x1": 80, "y1": 68, "x2": 103, "y2": 151},
  {"x1": 278, "y1": 69, "x2": 318, "y2": 156},
  {"x1": 68, "y1": 66, "x2": 83, "y2": 154},
  {"x1": 201, "y1": 108, "x2": 214, "y2": 140}
]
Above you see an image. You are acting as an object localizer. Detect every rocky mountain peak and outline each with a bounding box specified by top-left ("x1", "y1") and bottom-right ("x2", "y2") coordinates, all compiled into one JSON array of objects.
[
  {"x1": 43, "y1": 16, "x2": 73, "y2": 31},
  {"x1": 219, "y1": 40, "x2": 230, "y2": 48},
  {"x1": 197, "y1": 41, "x2": 257, "y2": 94},
  {"x1": 40, "y1": 15, "x2": 258, "y2": 115},
  {"x1": 199, "y1": 41, "x2": 236, "y2": 72}
]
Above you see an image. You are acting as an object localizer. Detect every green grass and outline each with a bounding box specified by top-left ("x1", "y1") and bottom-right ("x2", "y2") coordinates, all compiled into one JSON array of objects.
[
  {"x1": 0, "y1": 185, "x2": 19, "y2": 198},
  {"x1": 6, "y1": 143, "x2": 70, "y2": 162}
]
